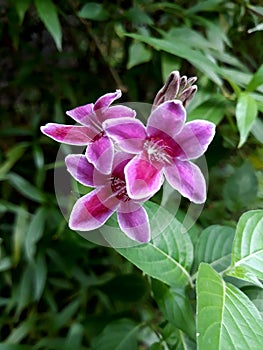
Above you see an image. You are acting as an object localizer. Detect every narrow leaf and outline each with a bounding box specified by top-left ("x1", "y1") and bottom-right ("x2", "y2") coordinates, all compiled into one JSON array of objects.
[
  {"x1": 34, "y1": 0, "x2": 62, "y2": 51},
  {"x1": 127, "y1": 42, "x2": 152, "y2": 69},
  {"x1": 246, "y1": 64, "x2": 263, "y2": 92},
  {"x1": 78, "y1": 3, "x2": 109, "y2": 21},
  {"x1": 236, "y1": 92, "x2": 258, "y2": 147},
  {"x1": 227, "y1": 210, "x2": 263, "y2": 286},
  {"x1": 197, "y1": 263, "x2": 263, "y2": 350},
  {"x1": 14, "y1": 0, "x2": 31, "y2": 24}
]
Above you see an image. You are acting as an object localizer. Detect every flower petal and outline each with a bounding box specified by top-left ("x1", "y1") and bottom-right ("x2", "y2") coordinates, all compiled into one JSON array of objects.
[
  {"x1": 86, "y1": 135, "x2": 114, "y2": 174},
  {"x1": 65, "y1": 154, "x2": 109, "y2": 188},
  {"x1": 69, "y1": 187, "x2": 119, "y2": 231},
  {"x1": 147, "y1": 100, "x2": 186, "y2": 139},
  {"x1": 164, "y1": 160, "x2": 206, "y2": 203},
  {"x1": 118, "y1": 202, "x2": 150, "y2": 243},
  {"x1": 99, "y1": 105, "x2": 136, "y2": 123},
  {"x1": 103, "y1": 117, "x2": 146, "y2": 153},
  {"x1": 66, "y1": 103, "x2": 94, "y2": 126},
  {"x1": 94, "y1": 89, "x2": 122, "y2": 111},
  {"x1": 175, "y1": 120, "x2": 216, "y2": 160},
  {"x1": 125, "y1": 155, "x2": 164, "y2": 200},
  {"x1": 40, "y1": 123, "x2": 93, "y2": 145}
]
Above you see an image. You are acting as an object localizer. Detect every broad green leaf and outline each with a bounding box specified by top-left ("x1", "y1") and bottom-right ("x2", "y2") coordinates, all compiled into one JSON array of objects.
[
  {"x1": 8, "y1": 172, "x2": 45, "y2": 203},
  {"x1": 78, "y1": 3, "x2": 109, "y2": 21},
  {"x1": 187, "y1": 0, "x2": 224, "y2": 14},
  {"x1": 248, "y1": 5, "x2": 263, "y2": 17},
  {"x1": 91, "y1": 319, "x2": 139, "y2": 350},
  {"x1": 251, "y1": 117, "x2": 263, "y2": 144},
  {"x1": 227, "y1": 210, "x2": 263, "y2": 286},
  {"x1": 197, "y1": 263, "x2": 263, "y2": 350},
  {"x1": 116, "y1": 203, "x2": 193, "y2": 288},
  {"x1": 34, "y1": 0, "x2": 62, "y2": 51},
  {"x1": 193, "y1": 225, "x2": 235, "y2": 273},
  {"x1": 127, "y1": 42, "x2": 152, "y2": 69},
  {"x1": 162, "y1": 323, "x2": 196, "y2": 350},
  {"x1": 235, "y1": 92, "x2": 258, "y2": 147},
  {"x1": 14, "y1": 0, "x2": 31, "y2": 24},
  {"x1": 64, "y1": 323, "x2": 84, "y2": 350},
  {"x1": 223, "y1": 162, "x2": 258, "y2": 212},
  {"x1": 246, "y1": 64, "x2": 263, "y2": 92},
  {"x1": 152, "y1": 279, "x2": 195, "y2": 339},
  {"x1": 24, "y1": 207, "x2": 46, "y2": 260},
  {"x1": 0, "y1": 257, "x2": 12, "y2": 272},
  {"x1": 125, "y1": 33, "x2": 222, "y2": 85}
]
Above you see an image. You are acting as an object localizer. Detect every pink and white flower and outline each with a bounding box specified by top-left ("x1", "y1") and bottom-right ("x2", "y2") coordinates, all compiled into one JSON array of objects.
[
  {"x1": 104, "y1": 100, "x2": 215, "y2": 203},
  {"x1": 65, "y1": 152, "x2": 150, "y2": 243},
  {"x1": 41, "y1": 90, "x2": 135, "y2": 174}
]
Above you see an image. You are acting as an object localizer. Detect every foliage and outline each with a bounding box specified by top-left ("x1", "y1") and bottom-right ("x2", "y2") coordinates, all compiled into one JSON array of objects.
[{"x1": 1, "y1": 0, "x2": 263, "y2": 349}]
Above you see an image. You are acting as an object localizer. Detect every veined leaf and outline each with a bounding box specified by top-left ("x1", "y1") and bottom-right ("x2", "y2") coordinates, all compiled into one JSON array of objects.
[
  {"x1": 227, "y1": 210, "x2": 263, "y2": 286},
  {"x1": 193, "y1": 225, "x2": 235, "y2": 273},
  {"x1": 152, "y1": 280, "x2": 195, "y2": 339},
  {"x1": 197, "y1": 263, "x2": 263, "y2": 350},
  {"x1": 91, "y1": 319, "x2": 139, "y2": 350},
  {"x1": 235, "y1": 92, "x2": 258, "y2": 147},
  {"x1": 34, "y1": 0, "x2": 62, "y2": 51},
  {"x1": 116, "y1": 202, "x2": 193, "y2": 288}
]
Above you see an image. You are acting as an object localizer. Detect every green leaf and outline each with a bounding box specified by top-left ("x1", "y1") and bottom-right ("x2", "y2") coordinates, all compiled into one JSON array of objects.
[
  {"x1": 34, "y1": 0, "x2": 62, "y2": 51},
  {"x1": 0, "y1": 143, "x2": 28, "y2": 180},
  {"x1": 8, "y1": 172, "x2": 45, "y2": 203},
  {"x1": 187, "y1": 98, "x2": 226, "y2": 125},
  {"x1": 197, "y1": 263, "x2": 263, "y2": 350},
  {"x1": 235, "y1": 92, "x2": 258, "y2": 147},
  {"x1": 223, "y1": 162, "x2": 258, "y2": 212},
  {"x1": 13, "y1": 208, "x2": 29, "y2": 266},
  {"x1": 14, "y1": 0, "x2": 31, "y2": 24},
  {"x1": 125, "y1": 33, "x2": 223, "y2": 85},
  {"x1": 246, "y1": 64, "x2": 263, "y2": 92},
  {"x1": 152, "y1": 280, "x2": 195, "y2": 339},
  {"x1": 161, "y1": 323, "x2": 196, "y2": 350},
  {"x1": 193, "y1": 225, "x2": 235, "y2": 273},
  {"x1": 227, "y1": 210, "x2": 263, "y2": 286},
  {"x1": 248, "y1": 5, "x2": 263, "y2": 17},
  {"x1": 251, "y1": 117, "x2": 263, "y2": 144},
  {"x1": 116, "y1": 202, "x2": 193, "y2": 288},
  {"x1": 0, "y1": 345, "x2": 32, "y2": 350},
  {"x1": 51, "y1": 300, "x2": 80, "y2": 331},
  {"x1": 91, "y1": 319, "x2": 139, "y2": 350},
  {"x1": 24, "y1": 207, "x2": 46, "y2": 260},
  {"x1": 64, "y1": 323, "x2": 84, "y2": 350},
  {"x1": 78, "y1": 3, "x2": 109, "y2": 21},
  {"x1": 127, "y1": 42, "x2": 152, "y2": 69}
]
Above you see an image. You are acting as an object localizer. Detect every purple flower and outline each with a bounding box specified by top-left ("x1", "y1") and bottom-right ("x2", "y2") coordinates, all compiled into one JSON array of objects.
[
  {"x1": 65, "y1": 152, "x2": 150, "y2": 243},
  {"x1": 41, "y1": 90, "x2": 135, "y2": 174},
  {"x1": 104, "y1": 100, "x2": 216, "y2": 203}
]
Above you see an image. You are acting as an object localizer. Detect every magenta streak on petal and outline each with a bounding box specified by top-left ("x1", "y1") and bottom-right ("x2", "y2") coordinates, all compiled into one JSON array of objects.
[
  {"x1": 65, "y1": 154, "x2": 98, "y2": 187},
  {"x1": 99, "y1": 105, "x2": 136, "y2": 124},
  {"x1": 164, "y1": 159, "x2": 206, "y2": 204},
  {"x1": 125, "y1": 156, "x2": 164, "y2": 200},
  {"x1": 94, "y1": 90, "x2": 122, "y2": 111},
  {"x1": 69, "y1": 188, "x2": 119, "y2": 231},
  {"x1": 86, "y1": 135, "x2": 114, "y2": 174},
  {"x1": 66, "y1": 103, "x2": 94, "y2": 126},
  {"x1": 117, "y1": 204, "x2": 150, "y2": 242},
  {"x1": 40, "y1": 123, "x2": 93, "y2": 145}
]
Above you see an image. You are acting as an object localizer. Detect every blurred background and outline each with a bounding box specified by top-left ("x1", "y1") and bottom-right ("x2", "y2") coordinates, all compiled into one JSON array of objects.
[{"x1": 0, "y1": 0, "x2": 262, "y2": 348}]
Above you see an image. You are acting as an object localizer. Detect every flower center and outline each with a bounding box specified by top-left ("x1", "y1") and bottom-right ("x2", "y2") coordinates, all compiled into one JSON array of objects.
[
  {"x1": 144, "y1": 137, "x2": 172, "y2": 164},
  {"x1": 111, "y1": 176, "x2": 130, "y2": 202}
]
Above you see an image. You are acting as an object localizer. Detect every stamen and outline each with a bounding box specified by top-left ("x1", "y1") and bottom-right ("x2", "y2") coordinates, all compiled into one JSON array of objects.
[{"x1": 144, "y1": 138, "x2": 172, "y2": 164}]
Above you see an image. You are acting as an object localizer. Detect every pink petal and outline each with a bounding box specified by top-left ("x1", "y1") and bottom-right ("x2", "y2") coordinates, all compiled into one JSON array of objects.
[
  {"x1": 94, "y1": 90, "x2": 122, "y2": 111},
  {"x1": 66, "y1": 103, "x2": 94, "y2": 126},
  {"x1": 99, "y1": 105, "x2": 136, "y2": 123},
  {"x1": 86, "y1": 135, "x2": 114, "y2": 174},
  {"x1": 147, "y1": 100, "x2": 186, "y2": 139},
  {"x1": 118, "y1": 202, "x2": 150, "y2": 243},
  {"x1": 103, "y1": 117, "x2": 146, "y2": 153},
  {"x1": 164, "y1": 160, "x2": 206, "y2": 204},
  {"x1": 65, "y1": 154, "x2": 108, "y2": 187},
  {"x1": 125, "y1": 155, "x2": 164, "y2": 200},
  {"x1": 112, "y1": 152, "x2": 134, "y2": 180},
  {"x1": 40, "y1": 123, "x2": 94, "y2": 145},
  {"x1": 175, "y1": 120, "x2": 216, "y2": 160},
  {"x1": 69, "y1": 187, "x2": 119, "y2": 231}
]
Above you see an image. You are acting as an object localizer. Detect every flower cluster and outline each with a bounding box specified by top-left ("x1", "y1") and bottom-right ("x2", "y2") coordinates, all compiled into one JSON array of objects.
[{"x1": 41, "y1": 71, "x2": 215, "y2": 243}]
